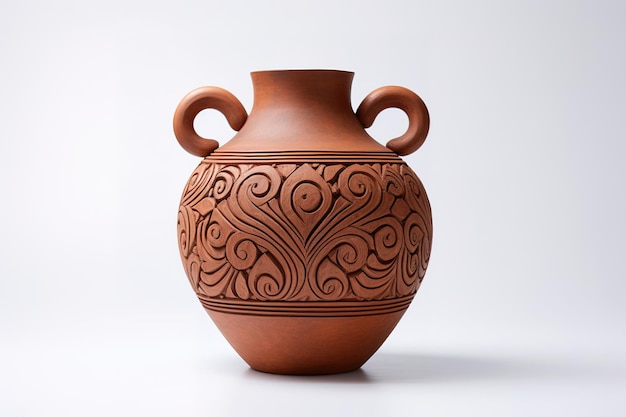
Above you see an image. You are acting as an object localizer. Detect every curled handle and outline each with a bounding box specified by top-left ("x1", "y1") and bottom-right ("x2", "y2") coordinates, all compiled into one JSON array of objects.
[
  {"x1": 356, "y1": 86, "x2": 430, "y2": 156},
  {"x1": 173, "y1": 86, "x2": 248, "y2": 157}
]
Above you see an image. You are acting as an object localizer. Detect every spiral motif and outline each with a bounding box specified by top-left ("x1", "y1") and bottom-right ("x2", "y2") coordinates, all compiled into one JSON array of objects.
[
  {"x1": 404, "y1": 213, "x2": 424, "y2": 253},
  {"x1": 382, "y1": 165, "x2": 405, "y2": 198},
  {"x1": 419, "y1": 236, "x2": 431, "y2": 275},
  {"x1": 249, "y1": 253, "x2": 287, "y2": 300},
  {"x1": 181, "y1": 162, "x2": 215, "y2": 207},
  {"x1": 402, "y1": 165, "x2": 430, "y2": 215},
  {"x1": 226, "y1": 233, "x2": 258, "y2": 271},
  {"x1": 372, "y1": 217, "x2": 403, "y2": 262},
  {"x1": 196, "y1": 209, "x2": 233, "y2": 262},
  {"x1": 213, "y1": 165, "x2": 240, "y2": 200},
  {"x1": 177, "y1": 205, "x2": 196, "y2": 258},
  {"x1": 183, "y1": 249, "x2": 202, "y2": 291},
  {"x1": 313, "y1": 258, "x2": 350, "y2": 299},
  {"x1": 333, "y1": 232, "x2": 369, "y2": 273},
  {"x1": 294, "y1": 182, "x2": 324, "y2": 213},
  {"x1": 235, "y1": 166, "x2": 281, "y2": 207},
  {"x1": 177, "y1": 161, "x2": 432, "y2": 302},
  {"x1": 281, "y1": 164, "x2": 333, "y2": 242},
  {"x1": 338, "y1": 165, "x2": 381, "y2": 203}
]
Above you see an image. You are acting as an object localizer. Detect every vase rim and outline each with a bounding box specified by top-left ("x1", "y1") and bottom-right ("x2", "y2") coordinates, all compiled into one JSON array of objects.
[{"x1": 250, "y1": 69, "x2": 354, "y2": 75}]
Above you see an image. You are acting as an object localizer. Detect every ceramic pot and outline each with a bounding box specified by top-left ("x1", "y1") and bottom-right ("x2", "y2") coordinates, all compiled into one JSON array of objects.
[{"x1": 173, "y1": 69, "x2": 432, "y2": 375}]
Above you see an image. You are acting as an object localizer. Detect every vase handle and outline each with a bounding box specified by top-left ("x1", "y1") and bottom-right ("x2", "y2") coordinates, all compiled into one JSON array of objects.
[
  {"x1": 173, "y1": 86, "x2": 248, "y2": 157},
  {"x1": 356, "y1": 86, "x2": 430, "y2": 156}
]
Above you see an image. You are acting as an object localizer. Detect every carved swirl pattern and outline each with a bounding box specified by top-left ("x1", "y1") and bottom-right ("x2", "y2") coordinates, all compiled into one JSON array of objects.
[{"x1": 177, "y1": 161, "x2": 432, "y2": 301}]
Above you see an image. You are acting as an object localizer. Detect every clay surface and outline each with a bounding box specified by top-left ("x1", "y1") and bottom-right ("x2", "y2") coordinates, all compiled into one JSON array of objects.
[{"x1": 174, "y1": 70, "x2": 432, "y2": 375}]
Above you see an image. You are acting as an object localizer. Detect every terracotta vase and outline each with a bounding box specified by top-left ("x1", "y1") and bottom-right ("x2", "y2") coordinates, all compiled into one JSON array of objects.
[{"x1": 173, "y1": 69, "x2": 432, "y2": 375}]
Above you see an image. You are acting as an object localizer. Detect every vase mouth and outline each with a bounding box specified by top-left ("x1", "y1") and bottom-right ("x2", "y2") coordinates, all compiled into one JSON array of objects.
[{"x1": 250, "y1": 69, "x2": 354, "y2": 76}]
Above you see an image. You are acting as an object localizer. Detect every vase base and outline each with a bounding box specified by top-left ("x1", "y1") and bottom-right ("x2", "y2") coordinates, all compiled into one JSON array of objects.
[{"x1": 206, "y1": 308, "x2": 407, "y2": 375}]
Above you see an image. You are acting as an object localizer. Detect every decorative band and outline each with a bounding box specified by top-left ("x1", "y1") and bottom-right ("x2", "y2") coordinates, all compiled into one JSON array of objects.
[
  {"x1": 197, "y1": 294, "x2": 415, "y2": 317},
  {"x1": 204, "y1": 151, "x2": 403, "y2": 164}
]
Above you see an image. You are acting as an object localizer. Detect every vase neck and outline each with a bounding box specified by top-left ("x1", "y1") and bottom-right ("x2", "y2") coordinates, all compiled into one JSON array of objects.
[
  {"x1": 215, "y1": 70, "x2": 392, "y2": 154},
  {"x1": 250, "y1": 70, "x2": 354, "y2": 113}
]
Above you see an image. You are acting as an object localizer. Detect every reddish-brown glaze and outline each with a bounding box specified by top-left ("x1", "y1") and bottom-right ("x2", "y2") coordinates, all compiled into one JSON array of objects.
[
  {"x1": 208, "y1": 310, "x2": 408, "y2": 375},
  {"x1": 357, "y1": 86, "x2": 430, "y2": 155},
  {"x1": 173, "y1": 70, "x2": 432, "y2": 375},
  {"x1": 173, "y1": 86, "x2": 248, "y2": 157}
]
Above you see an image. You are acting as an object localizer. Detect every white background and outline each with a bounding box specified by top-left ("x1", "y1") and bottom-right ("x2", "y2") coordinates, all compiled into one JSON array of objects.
[{"x1": 1, "y1": 0, "x2": 625, "y2": 416}]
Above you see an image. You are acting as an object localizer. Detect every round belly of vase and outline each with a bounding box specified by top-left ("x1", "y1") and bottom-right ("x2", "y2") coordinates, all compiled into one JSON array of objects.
[{"x1": 177, "y1": 155, "x2": 432, "y2": 375}]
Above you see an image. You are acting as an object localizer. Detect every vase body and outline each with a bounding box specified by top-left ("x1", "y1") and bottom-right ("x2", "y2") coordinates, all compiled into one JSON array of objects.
[{"x1": 174, "y1": 70, "x2": 432, "y2": 375}]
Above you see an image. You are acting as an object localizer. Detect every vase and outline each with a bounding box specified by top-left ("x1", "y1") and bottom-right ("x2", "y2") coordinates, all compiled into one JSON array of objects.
[{"x1": 173, "y1": 69, "x2": 432, "y2": 375}]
